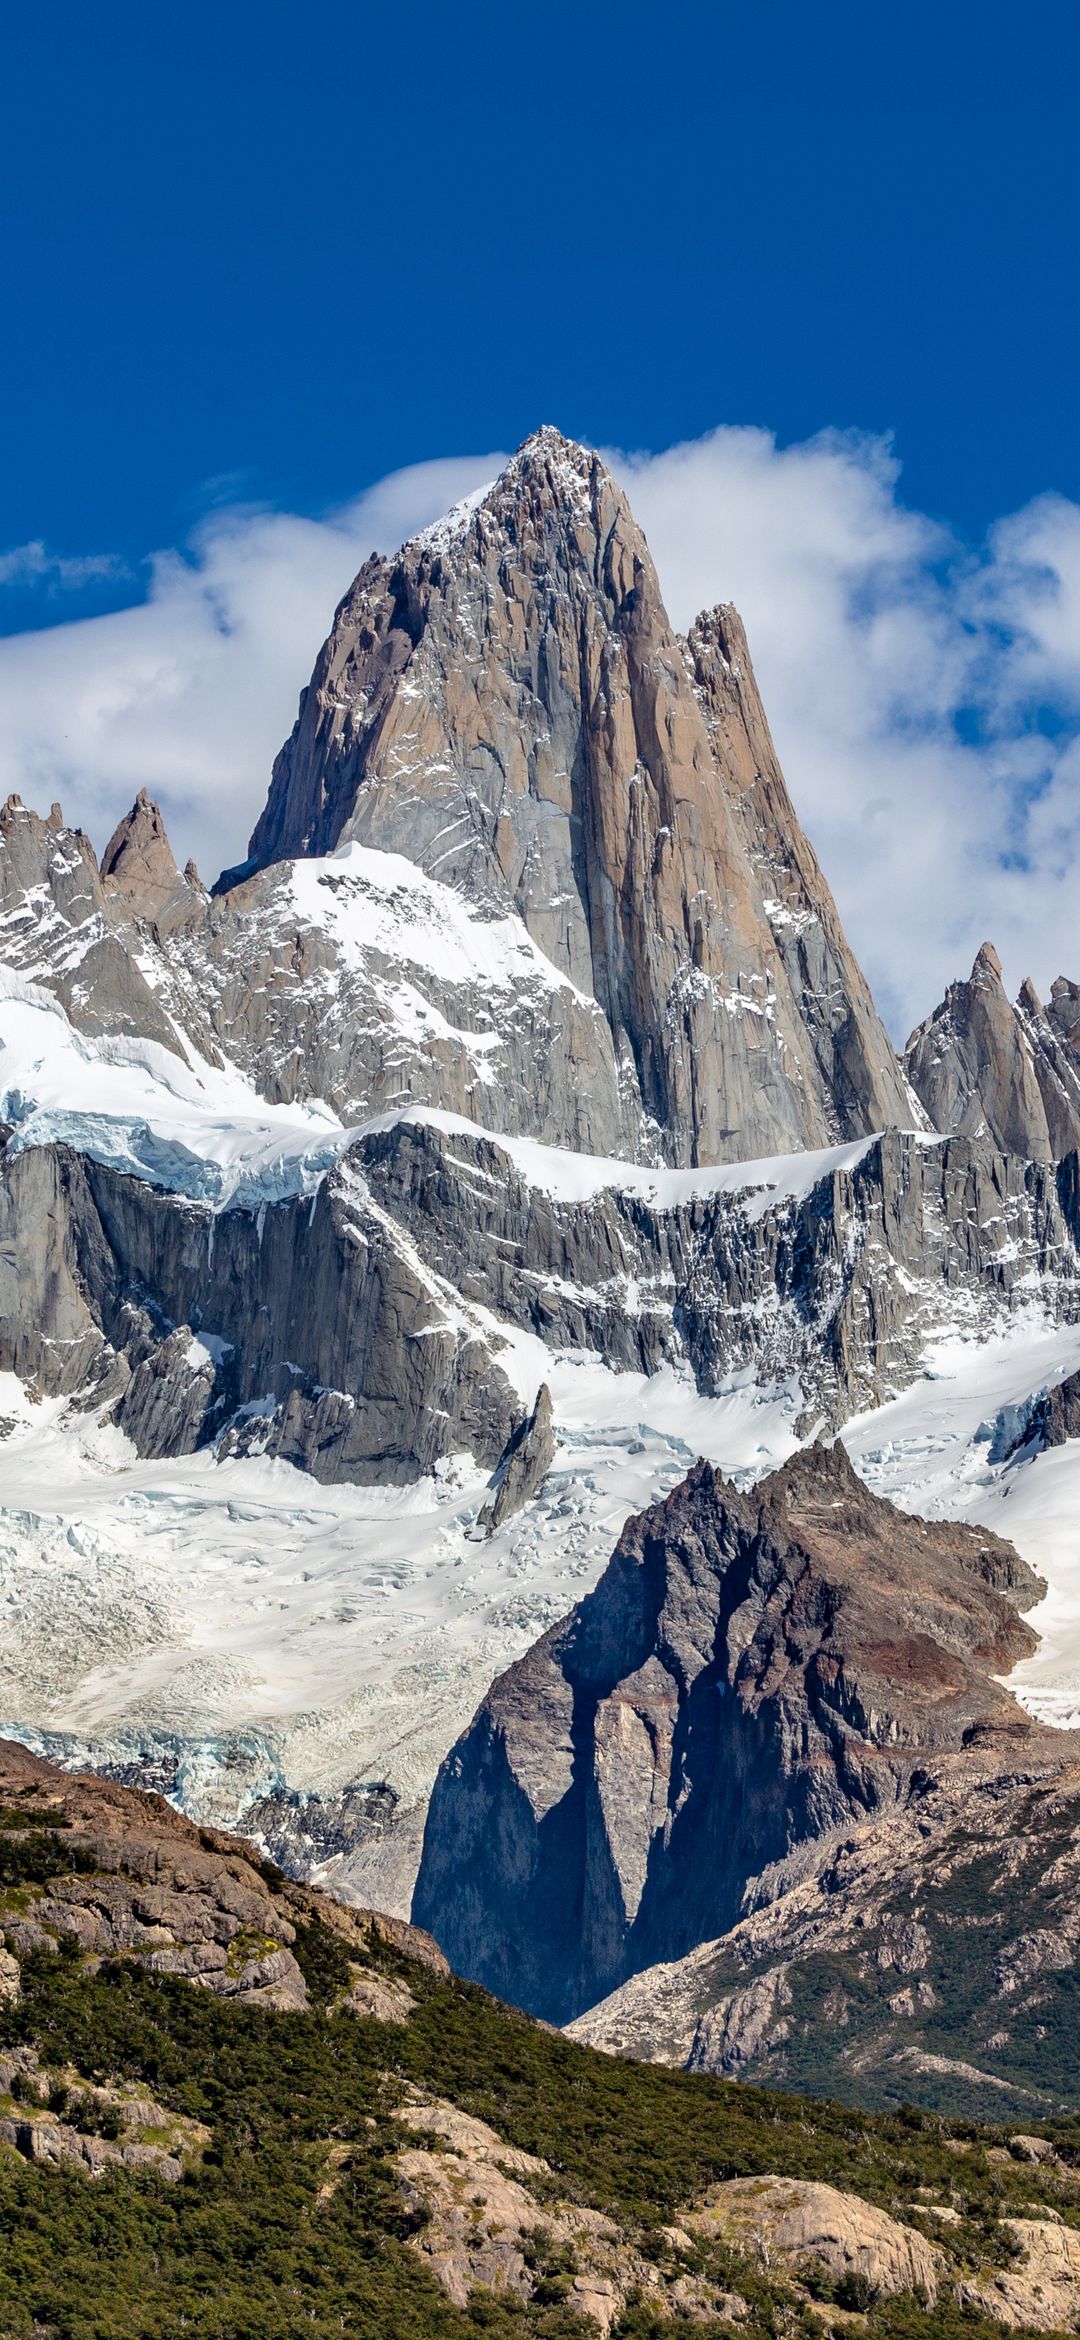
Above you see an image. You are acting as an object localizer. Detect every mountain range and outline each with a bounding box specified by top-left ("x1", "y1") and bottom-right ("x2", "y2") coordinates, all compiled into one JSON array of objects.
[{"x1": 1, "y1": 427, "x2": 1079, "y2": 2140}]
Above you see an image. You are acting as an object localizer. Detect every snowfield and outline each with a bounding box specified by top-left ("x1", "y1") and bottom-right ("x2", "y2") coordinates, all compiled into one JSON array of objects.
[
  {"x1": 0, "y1": 970, "x2": 350, "y2": 1206},
  {"x1": 3, "y1": 947, "x2": 1080, "y2": 1908},
  {"x1": 3, "y1": 1308, "x2": 1080, "y2": 1914},
  {"x1": 287, "y1": 843, "x2": 593, "y2": 1005}
]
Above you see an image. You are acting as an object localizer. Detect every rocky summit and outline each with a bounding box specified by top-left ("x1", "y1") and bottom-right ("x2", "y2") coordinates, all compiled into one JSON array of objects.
[
  {"x1": 412, "y1": 1440, "x2": 1059, "y2": 2025},
  {"x1": 906, "y1": 943, "x2": 1080, "y2": 1164},
  {"x1": 242, "y1": 428, "x2": 917, "y2": 1165},
  {"x1": 2, "y1": 425, "x2": 1080, "y2": 2166}
]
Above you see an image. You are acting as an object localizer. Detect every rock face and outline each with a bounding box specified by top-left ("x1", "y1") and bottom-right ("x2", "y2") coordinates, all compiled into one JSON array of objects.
[
  {"x1": 411, "y1": 1441, "x2": 1046, "y2": 2022},
  {"x1": 0, "y1": 1135, "x2": 523, "y2": 1483},
  {"x1": 686, "y1": 2176, "x2": 940, "y2": 2304},
  {"x1": 905, "y1": 944, "x2": 1080, "y2": 1162},
  {"x1": 352, "y1": 1118, "x2": 1080, "y2": 1435},
  {"x1": 4, "y1": 1113, "x2": 1078, "y2": 1488},
  {"x1": 243, "y1": 427, "x2": 916, "y2": 1164},
  {"x1": 478, "y1": 1382, "x2": 557, "y2": 1534},
  {"x1": 393, "y1": 2090, "x2": 724, "y2": 2334},
  {"x1": 569, "y1": 1741, "x2": 1080, "y2": 2118},
  {"x1": 1010, "y1": 1361, "x2": 1080, "y2": 1457},
  {"x1": 962, "y1": 2219, "x2": 1080, "y2": 2331}
]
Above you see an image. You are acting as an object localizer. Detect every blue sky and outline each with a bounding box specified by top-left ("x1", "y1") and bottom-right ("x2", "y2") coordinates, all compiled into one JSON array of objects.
[
  {"x1": 1, "y1": 0, "x2": 1079, "y2": 1032},
  {"x1": 3, "y1": 0, "x2": 1078, "y2": 591}
]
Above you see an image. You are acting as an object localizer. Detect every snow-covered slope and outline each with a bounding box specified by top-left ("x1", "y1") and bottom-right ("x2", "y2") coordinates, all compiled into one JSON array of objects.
[
  {"x1": 5, "y1": 1305, "x2": 1080, "y2": 1916},
  {"x1": 0, "y1": 972, "x2": 349, "y2": 1205},
  {"x1": 844, "y1": 1315, "x2": 1080, "y2": 1729}
]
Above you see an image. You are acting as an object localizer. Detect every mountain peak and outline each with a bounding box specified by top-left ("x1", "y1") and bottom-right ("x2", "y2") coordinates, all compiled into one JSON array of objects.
[
  {"x1": 405, "y1": 428, "x2": 617, "y2": 564},
  {"x1": 100, "y1": 791, "x2": 200, "y2": 929},
  {"x1": 906, "y1": 939, "x2": 1080, "y2": 1160},
  {"x1": 244, "y1": 433, "x2": 912, "y2": 1164},
  {"x1": 500, "y1": 421, "x2": 602, "y2": 491}
]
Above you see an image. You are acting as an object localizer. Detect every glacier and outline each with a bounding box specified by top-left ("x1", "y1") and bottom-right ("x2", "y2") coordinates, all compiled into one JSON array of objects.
[
  {"x1": 4, "y1": 1311, "x2": 1080, "y2": 1916},
  {"x1": 0, "y1": 974, "x2": 354, "y2": 1206}
]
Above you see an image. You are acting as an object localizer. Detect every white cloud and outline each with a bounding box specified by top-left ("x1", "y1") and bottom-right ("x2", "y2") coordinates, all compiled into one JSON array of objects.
[
  {"x1": 0, "y1": 427, "x2": 1079, "y2": 1039},
  {"x1": 0, "y1": 541, "x2": 125, "y2": 590},
  {"x1": 0, "y1": 457, "x2": 501, "y2": 887}
]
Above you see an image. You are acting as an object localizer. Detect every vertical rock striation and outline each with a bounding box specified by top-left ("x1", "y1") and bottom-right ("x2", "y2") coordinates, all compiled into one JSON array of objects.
[
  {"x1": 905, "y1": 943, "x2": 1080, "y2": 1162},
  {"x1": 244, "y1": 427, "x2": 916, "y2": 1164}
]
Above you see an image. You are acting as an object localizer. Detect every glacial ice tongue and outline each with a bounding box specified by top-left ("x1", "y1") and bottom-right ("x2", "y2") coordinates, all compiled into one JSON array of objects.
[{"x1": 0, "y1": 979, "x2": 350, "y2": 1207}]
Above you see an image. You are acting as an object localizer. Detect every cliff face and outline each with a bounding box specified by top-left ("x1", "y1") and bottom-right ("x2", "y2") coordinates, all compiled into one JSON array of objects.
[
  {"x1": 905, "y1": 944, "x2": 1080, "y2": 1163},
  {"x1": 0, "y1": 1136, "x2": 523, "y2": 1483},
  {"x1": 411, "y1": 1442, "x2": 1046, "y2": 2023},
  {"x1": 3, "y1": 1116, "x2": 1076, "y2": 1488},
  {"x1": 245, "y1": 428, "x2": 915, "y2": 1165}
]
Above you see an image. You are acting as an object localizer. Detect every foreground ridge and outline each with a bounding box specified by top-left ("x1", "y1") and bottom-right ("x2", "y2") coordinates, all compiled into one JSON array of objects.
[
  {"x1": 413, "y1": 1439, "x2": 1075, "y2": 2032},
  {"x1": 4, "y1": 1738, "x2": 1080, "y2": 2337}
]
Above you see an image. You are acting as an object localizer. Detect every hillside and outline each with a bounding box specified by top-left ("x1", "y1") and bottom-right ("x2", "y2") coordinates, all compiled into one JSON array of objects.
[{"x1": 4, "y1": 1739, "x2": 1080, "y2": 2340}]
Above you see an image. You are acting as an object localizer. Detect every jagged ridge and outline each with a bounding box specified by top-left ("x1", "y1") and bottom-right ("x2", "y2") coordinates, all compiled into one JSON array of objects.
[{"x1": 412, "y1": 1440, "x2": 1052, "y2": 2024}]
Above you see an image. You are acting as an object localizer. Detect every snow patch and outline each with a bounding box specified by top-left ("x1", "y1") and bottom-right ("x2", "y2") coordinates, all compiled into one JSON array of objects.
[
  {"x1": 287, "y1": 843, "x2": 593, "y2": 1006},
  {"x1": 0, "y1": 973, "x2": 350, "y2": 1208}
]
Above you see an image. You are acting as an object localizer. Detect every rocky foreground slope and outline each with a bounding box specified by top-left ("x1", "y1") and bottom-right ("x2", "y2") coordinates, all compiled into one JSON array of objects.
[
  {"x1": 5, "y1": 1737, "x2": 1080, "y2": 2339},
  {"x1": 413, "y1": 1441, "x2": 1080, "y2": 2059}
]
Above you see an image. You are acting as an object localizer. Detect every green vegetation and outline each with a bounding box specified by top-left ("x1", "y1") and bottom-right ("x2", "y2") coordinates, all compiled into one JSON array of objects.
[
  {"x1": 684, "y1": 1793, "x2": 1080, "y2": 2123},
  {"x1": 0, "y1": 1831, "x2": 97, "y2": 1890},
  {"x1": 1, "y1": 1914, "x2": 1077, "y2": 2340}
]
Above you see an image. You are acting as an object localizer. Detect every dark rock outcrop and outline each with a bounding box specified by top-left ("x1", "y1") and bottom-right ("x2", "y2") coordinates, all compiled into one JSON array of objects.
[
  {"x1": 478, "y1": 1383, "x2": 556, "y2": 1534},
  {"x1": 1004, "y1": 1361, "x2": 1080, "y2": 1459},
  {"x1": 412, "y1": 1442, "x2": 1046, "y2": 2023}
]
